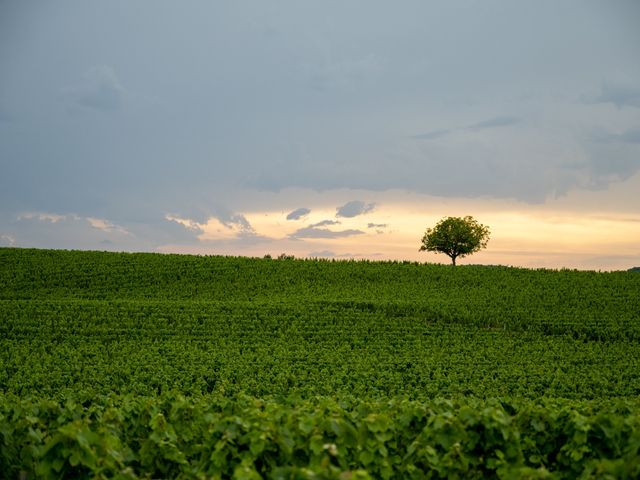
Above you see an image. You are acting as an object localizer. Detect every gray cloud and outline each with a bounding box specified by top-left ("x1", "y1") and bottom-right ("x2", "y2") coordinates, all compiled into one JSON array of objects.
[
  {"x1": 0, "y1": 107, "x2": 11, "y2": 123},
  {"x1": 620, "y1": 130, "x2": 640, "y2": 144},
  {"x1": 1, "y1": 0, "x2": 640, "y2": 250},
  {"x1": 10, "y1": 212, "x2": 140, "y2": 251},
  {"x1": 591, "y1": 128, "x2": 640, "y2": 145},
  {"x1": 466, "y1": 116, "x2": 520, "y2": 130},
  {"x1": 367, "y1": 223, "x2": 387, "y2": 229},
  {"x1": 304, "y1": 53, "x2": 382, "y2": 92},
  {"x1": 336, "y1": 201, "x2": 375, "y2": 218},
  {"x1": 410, "y1": 129, "x2": 452, "y2": 140},
  {"x1": 310, "y1": 219, "x2": 340, "y2": 227},
  {"x1": 61, "y1": 65, "x2": 125, "y2": 112},
  {"x1": 412, "y1": 116, "x2": 519, "y2": 141},
  {"x1": 290, "y1": 226, "x2": 364, "y2": 239},
  {"x1": 594, "y1": 82, "x2": 640, "y2": 109},
  {"x1": 286, "y1": 207, "x2": 311, "y2": 220},
  {"x1": 220, "y1": 213, "x2": 255, "y2": 235}
]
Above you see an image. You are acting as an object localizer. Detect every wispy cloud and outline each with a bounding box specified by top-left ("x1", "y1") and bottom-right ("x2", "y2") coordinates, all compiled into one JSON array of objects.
[
  {"x1": 412, "y1": 116, "x2": 519, "y2": 141},
  {"x1": 409, "y1": 129, "x2": 451, "y2": 140},
  {"x1": 18, "y1": 212, "x2": 76, "y2": 223},
  {"x1": 466, "y1": 116, "x2": 520, "y2": 130}
]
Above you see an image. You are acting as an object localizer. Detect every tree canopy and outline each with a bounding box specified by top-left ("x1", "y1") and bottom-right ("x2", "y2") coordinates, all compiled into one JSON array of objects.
[{"x1": 420, "y1": 216, "x2": 490, "y2": 266}]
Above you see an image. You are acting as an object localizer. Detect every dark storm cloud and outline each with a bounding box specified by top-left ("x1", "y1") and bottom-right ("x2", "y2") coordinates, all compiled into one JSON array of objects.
[
  {"x1": 1, "y1": 0, "x2": 640, "y2": 249},
  {"x1": 336, "y1": 201, "x2": 375, "y2": 218},
  {"x1": 286, "y1": 207, "x2": 310, "y2": 220}
]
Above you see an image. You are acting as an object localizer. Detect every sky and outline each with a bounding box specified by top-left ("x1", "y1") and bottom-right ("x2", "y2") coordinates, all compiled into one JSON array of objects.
[{"x1": 1, "y1": 0, "x2": 639, "y2": 270}]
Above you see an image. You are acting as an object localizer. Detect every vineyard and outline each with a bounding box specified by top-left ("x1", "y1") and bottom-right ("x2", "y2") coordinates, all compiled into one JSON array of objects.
[{"x1": 1, "y1": 248, "x2": 639, "y2": 478}]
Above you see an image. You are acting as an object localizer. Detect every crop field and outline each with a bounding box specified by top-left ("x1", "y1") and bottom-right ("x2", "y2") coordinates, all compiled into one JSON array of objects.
[{"x1": 1, "y1": 248, "x2": 640, "y2": 478}]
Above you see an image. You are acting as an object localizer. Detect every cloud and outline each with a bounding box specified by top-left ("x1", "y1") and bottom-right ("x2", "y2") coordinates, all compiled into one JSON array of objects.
[
  {"x1": 466, "y1": 116, "x2": 520, "y2": 130},
  {"x1": 166, "y1": 211, "x2": 257, "y2": 241},
  {"x1": 165, "y1": 214, "x2": 204, "y2": 233},
  {"x1": 593, "y1": 82, "x2": 640, "y2": 108},
  {"x1": 17, "y1": 212, "x2": 131, "y2": 237},
  {"x1": 12, "y1": 211, "x2": 140, "y2": 250},
  {"x1": 286, "y1": 207, "x2": 311, "y2": 220},
  {"x1": 18, "y1": 212, "x2": 76, "y2": 223},
  {"x1": 336, "y1": 201, "x2": 375, "y2": 218},
  {"x1": 619, "y1": 130, "x2": 640, "y2": 144},
  {"x1": 590, "y1": 128, "x2": 640, "y2": 145},
  {"x1": 87, "y1": 217, "x2": 130, "y2": 235},
  {"x1": 3, "y1": 0, "x2": 640, "y2": 241},
  {"x1": 218, "y1": 212, "x2": 255, "y2": 235},
  {"x1": 304, "y1": 53, "x2": 382, "y2": 91},
  {"x1": 0, "y1": 234, "x2": 16, "y2": 246},
  {"x1": 61, "y1": 65, "x2": 126, "y2": 112},
  {"x1": 367, "y1": 223, "x2": 387, "y2": 229},
  {"x1": 310, "y1": 219, "x2": 340, "y2": 227},
  {"x1": 410, "y1": 129, "x2": 452, "y2": 140},
  {"x1": 289, "y1": 226, "x2": 364, "y2": 239},
  {"x1": 412, "y1": 116, "x2": 519, "y2": 141}
]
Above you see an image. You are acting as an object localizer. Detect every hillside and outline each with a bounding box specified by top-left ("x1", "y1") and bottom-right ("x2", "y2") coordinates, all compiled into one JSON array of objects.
[{"x1": 1, "y1": 247, "x2": 639, "y2": 478}]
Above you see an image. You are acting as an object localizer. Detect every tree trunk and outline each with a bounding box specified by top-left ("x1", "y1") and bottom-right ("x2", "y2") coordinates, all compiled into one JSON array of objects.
[{"x1": 451, "y1": 256, "x2": 457, "y2": 266}]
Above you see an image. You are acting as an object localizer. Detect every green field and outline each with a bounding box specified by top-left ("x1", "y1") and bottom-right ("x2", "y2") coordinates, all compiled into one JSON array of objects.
[{"x1": 1, "y1": 248, "x2": 639, "y2": 478}]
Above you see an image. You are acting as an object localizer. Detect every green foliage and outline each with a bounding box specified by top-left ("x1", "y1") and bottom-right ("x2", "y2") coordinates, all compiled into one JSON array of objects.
[
  {"x1": 1, "y1": 394, "x2": 639, "y2": 479},
  {"x1": 1, "y1": 248, "x2": 639, "y2": 478},
  {"x1": 420, "y1": 216, "x2": 490, "y2": 265}
]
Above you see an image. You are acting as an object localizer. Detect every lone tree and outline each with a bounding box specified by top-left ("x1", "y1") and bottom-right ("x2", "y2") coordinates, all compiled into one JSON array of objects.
[{"x1": 420, "y1": 216, "x2": 490, "y2": 266}]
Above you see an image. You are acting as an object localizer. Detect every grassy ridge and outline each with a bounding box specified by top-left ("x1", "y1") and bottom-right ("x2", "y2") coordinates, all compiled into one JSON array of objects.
[
  {"x1": 1, "y1": 248, "x2": 639, "y2": 478},
  {"x1": 1, "y1": 247, "x2": 639, "y2": 399}
]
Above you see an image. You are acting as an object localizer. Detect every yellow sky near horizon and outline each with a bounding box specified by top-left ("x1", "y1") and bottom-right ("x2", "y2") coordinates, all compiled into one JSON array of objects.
[{"x1": 158, "y1": 173, "x2": 640, "y2": 271}]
